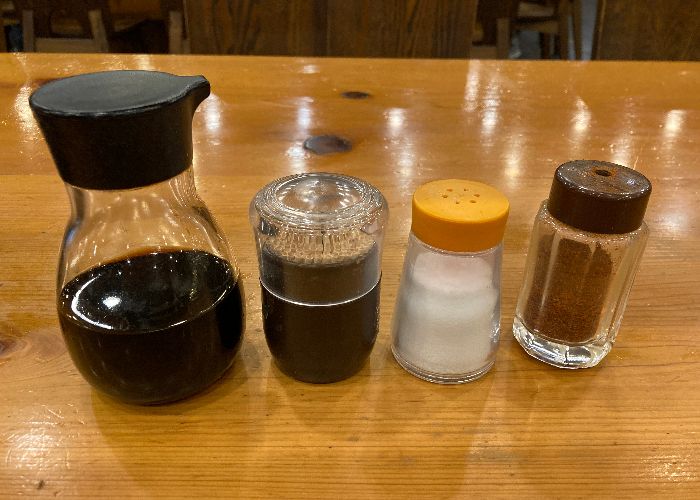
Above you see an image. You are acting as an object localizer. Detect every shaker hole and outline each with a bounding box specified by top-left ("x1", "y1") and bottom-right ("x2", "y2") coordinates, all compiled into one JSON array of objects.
[
  {"x1": 442, "y1": 194, "x2": 448, "y2": 198},
  {"x1": 595, "y1": 168, "x2": 612, "y2": 177},
  {"x1": 470, "y1": 200, "x2": 477, "y2": 203},
  {"x1": 446, "y1": 188, "x2": 453, "y2": 192},
  {"x1": 474, "y1": 193, "x2": 480, "y2": 197}
]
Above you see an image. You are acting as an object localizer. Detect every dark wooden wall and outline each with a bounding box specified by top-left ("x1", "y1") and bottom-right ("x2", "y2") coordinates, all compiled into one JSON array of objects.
[
  {"x1": 593, "y1": 0, "x2": 700, "y2": 60},
  {"x1": 186, "y1": 0, "x2": 478, "y2": 58}
]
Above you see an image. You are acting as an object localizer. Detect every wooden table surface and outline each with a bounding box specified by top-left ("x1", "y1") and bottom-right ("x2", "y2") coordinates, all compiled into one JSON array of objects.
[{"x1": 1, "y1": 54, "x2": 699, "y2": 498}]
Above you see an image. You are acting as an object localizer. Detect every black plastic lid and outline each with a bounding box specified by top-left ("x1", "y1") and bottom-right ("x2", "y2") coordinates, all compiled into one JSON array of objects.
[
  {"x1": 547, "y1": 160, "x2": 651, "y2": 234},
  {"x1": 29, "y1": 70, "x2": 210, "y2": 190}
]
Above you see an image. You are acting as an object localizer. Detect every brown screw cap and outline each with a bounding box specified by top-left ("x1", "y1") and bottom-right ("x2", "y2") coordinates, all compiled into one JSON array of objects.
[{"x1": 547, "y1": 160, "x2": 651, "y2": 234}]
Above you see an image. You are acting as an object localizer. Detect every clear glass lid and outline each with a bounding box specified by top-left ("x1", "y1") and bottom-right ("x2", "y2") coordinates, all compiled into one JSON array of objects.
[{"x1": 252, "y1": 172, "x2": 387, "y2": 232}]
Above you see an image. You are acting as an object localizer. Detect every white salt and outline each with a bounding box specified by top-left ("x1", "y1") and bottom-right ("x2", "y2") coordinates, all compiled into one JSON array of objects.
[{"x1": 392, "y1": 250, "x2": 498, "y2": 375}]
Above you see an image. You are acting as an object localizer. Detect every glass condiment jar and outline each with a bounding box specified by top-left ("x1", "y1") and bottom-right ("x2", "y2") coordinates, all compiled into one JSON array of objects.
[
  {"x1": 391, "y1": 179, "x2": 510, "y2": 383},
  {"x1": 30, "y1": 70, "x2": 245, "y2": 404},
  {"x1": 513, "y1": 160, "x2": 651, "y2": 368},
  {"x1": 250, "y1": 172, "x2": 388, "y2": 383}
]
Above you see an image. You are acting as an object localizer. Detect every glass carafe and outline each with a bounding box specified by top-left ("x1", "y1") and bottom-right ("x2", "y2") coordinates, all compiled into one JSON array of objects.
[{"x1": 30, "y1": 71, "x2": 245, "y2": 404}]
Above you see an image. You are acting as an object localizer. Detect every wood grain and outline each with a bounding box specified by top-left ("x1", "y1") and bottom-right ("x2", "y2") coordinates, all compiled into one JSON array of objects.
[
  {"x1": 0, "y1": 54, "x2": 699, "y2": 498},
  {"x1": 186, "y1": 0, "x2": 326, "y2": 55},
  {"x1": 326, "y1": 0, "x2": 477, "y2": 58},
  {"x1": 593, "y1": 0, "x2": 700, "y2": 60},
  {"x1": 186, "y1": 0, "x2": 477, "y2": 58}
]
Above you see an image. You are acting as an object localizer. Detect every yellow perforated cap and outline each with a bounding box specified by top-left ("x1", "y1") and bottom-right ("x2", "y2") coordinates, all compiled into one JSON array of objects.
[{"x1": 411, "y1": 179, "x2": 509, "y2": 252}]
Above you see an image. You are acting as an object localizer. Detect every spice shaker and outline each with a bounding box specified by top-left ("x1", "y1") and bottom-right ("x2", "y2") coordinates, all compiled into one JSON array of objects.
[
  {"x1": 391, "y1": 179, "x2": 509, "y2": 383},
  {"x1": 30, "y1": 71, "x2": 245, "y2": 404},
  {"x1": 513, "y1": 160, "x2": 651, "y2": 368},
  {"x1": 250, "y1": 172, "x2": 388, "y2": 383}
]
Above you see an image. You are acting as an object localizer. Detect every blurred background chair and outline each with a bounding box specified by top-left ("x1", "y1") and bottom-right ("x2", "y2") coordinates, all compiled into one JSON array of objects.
[
  {"x1": 13, "y1": 0, "x2": 186, "y2": 53},
  {"x1": 161, "y1": 0, "x2": 188, "y2": 53},
  {"x1": 1, "y1": 1, "x2": 17, "y2": 51},
  {"x1": 185, "y1": 0, "x2": 479, "y2": 58},
  {"x1": 14, "y1": 0, "x2": 154, "y2": 52},
  {"x1": 108, "y1": 0, "x2": 187, "y2": 53},
  {"x1": 515, "y1": 0, "x2": 582, "y2": 59},
  {"x1": 16, "y1": 0, "x2": 111, "y2": 52},
  {"x1": 471, "y1": 0, "x2": 518, "y2": 58},
  {"x1": 593, "y1": 0, "x2": 700, "y2": 60}
]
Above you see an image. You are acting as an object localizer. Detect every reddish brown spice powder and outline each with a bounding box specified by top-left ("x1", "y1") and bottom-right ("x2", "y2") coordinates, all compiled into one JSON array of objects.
[{"x1": 521, "y1": 235, "x2": 613, "y2": 344}]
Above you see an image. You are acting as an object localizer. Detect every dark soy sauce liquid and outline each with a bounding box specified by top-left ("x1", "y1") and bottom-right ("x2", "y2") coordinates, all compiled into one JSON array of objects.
[
  {"x1": 58, "y1": 249, "x2": 245, "y2": 404},
  {"x1": 261, "y1": 280, "x2": 380, "y2": 383}
]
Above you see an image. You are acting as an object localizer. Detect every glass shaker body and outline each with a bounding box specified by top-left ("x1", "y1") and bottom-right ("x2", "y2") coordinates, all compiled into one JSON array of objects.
[
  {"x1": 392, "y1": 233, "x2": 502, "y2": 383},
  {"x1": 30, "y1": 71, "x2": 245, "y2": 404},
  {"x1": 513, "y1": 202, "x2": 648, "y2": 368},
  {"x1": 512, "y1": 160, "x2": 651, "y2": 369},
  {"x1": 391, "y1": 179, "x2": 509, "y2": 384},
  {"x1": 250, "y1": 172, "x2": 388, "y2": 383}
]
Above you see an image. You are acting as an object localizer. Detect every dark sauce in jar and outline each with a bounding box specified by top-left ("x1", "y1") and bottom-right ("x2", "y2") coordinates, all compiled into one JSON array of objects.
[
  {"x1": 259, "y1": 241, "x2": 380, "y2": 383},
  {"x1": 261, "y1": 280, "x2": 380, "y2": 383},
  {"x1": 57, "y1": 249, "x2": 245, "y2": 404}
]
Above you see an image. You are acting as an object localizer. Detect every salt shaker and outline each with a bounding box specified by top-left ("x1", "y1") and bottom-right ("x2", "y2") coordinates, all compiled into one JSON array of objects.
[
  {"x1": 391, "y1": 179, "x2": 509, "y2": 383},
  {"x1": 513, "y1": 160, "x2": 651, "y2": 368},
  {"x1": 250, "y1": 172, "x2": 388, "y2": 383}
]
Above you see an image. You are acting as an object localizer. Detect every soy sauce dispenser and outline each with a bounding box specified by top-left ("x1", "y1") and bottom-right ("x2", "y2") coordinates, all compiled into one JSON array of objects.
[
  {"x1": 30, "y1": 71, "x2": 245, "y2": 404},
  {"x1": 250, "y1": 173, "x2": 388, "y2": 383}
]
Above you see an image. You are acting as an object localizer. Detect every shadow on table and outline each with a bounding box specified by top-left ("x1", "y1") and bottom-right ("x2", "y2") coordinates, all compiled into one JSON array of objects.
[
  {"x1": 89, "y1": 336, "x2": 263, "y2": 494},
  {"x1": 272, "y1": 340, "x2": 493, "y2": 496},
  {"x1": 501, "y1": 336, "x2": 622, "y2": 493},
  {"x1": 88, "y1": 334, "x2": 493, "y2": 496}
]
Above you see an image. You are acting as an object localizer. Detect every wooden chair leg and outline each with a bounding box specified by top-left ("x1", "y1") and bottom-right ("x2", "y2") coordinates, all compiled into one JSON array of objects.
[
  {"x1": 496, "y1": 17, "x2": 510, "y2": 58},
  {"x1": 169, "y1": 10, "x2": 184, "y2": 54},
  {"x1": 540, "y1": 33, "x2": 551, "y2": 58},
  {"x1": 557, "y1": 0, "x2": 570, "y2": 59},
  {"x1": 22, "y1": 10, "x2": 35, "y2": 51},
  {"x1": 572, "y1": 0, "x2": 583, "y2": 59},
  {"x1": 88, "y1": 9, "x2": 109, "y2": 52}
]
